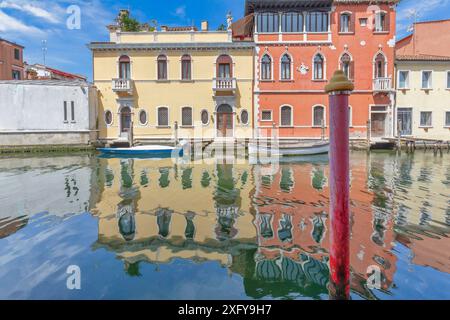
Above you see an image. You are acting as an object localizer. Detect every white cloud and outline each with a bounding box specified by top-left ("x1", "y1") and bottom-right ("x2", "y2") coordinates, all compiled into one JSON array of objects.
[
  {"x1": 0, "y1": 9, "x2": 45, "y2": 36},
  {"x1": 0, "y1": 1, "x2": 60, "y2": 23},
  {"x1": 173, "y1": 5, "x2": 187, "y2": 19}
]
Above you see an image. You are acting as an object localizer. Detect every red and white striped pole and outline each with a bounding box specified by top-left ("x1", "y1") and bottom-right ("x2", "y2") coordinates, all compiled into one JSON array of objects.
[{"x1": 325, "y1": 70, "x2": 354, "y2": 300}]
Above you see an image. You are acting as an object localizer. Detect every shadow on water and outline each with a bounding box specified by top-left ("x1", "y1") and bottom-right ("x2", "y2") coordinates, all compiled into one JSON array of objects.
[{"x1": 0, "y1": 151, "x2": 449, "y2": 299}]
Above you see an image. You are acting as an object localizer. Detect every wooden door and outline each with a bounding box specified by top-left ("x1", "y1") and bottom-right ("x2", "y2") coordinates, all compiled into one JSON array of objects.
[
  {"x1": 217, "y1": 113, "x2": 233, "y2": 137},
  {"x1": 371, "y1": 113, "x2": 386, "y2": 137}
]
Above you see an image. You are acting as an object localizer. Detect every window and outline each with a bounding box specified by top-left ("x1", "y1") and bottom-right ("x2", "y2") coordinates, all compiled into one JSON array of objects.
[
  {"x1": 280, "y1": 54, "x2": 291, "y2": 80},
  {"x1": 217, "y1": 55, "x2": 232, "y2": 78},
  {"x1": 261, "y1": 111, "x2": 272, "y2": 121},
  {"x1": 181, "y1": 107, "x2": 193, "y2": 126},
  {"x1": 359, "y1": 18, "x2": 368, "y2": 27},
  {"x1": 374, "y1": 53, "x2": 386, "y2": 78},
  {"x1": 280, "y1": 106, "x2": 292, "y2": 126},
  {"x1": 306, "y1": 12, "x2": 329, "y2": 32},
  {"x1": 422, "y1": 71, "x2": 432, "y2": 89},
  {"x1": 340, "y1": 13, "x2": 351, "y2": 33},
  {"x1": 181, "y1": 55, "x2": 191, "y2": 80},
  {"x1": 157, "y1": 55, "x2": 167, "y2": 80},
  {"x1": 71, "y1": 101, "x2": 75, "y2": 121},
  {"x1": 281, "y1": 12, "x2": 303, "y2": 32},
  {"x1": 420, "y1": 112, "x2": 432, "y2": 127},
  {"x1": 119, "y1": 55, "x2": 131, "y2": 79},
  {"x1": 340, "y1": 53, "x2": 352, "y2": 79},
  {"x1": 241, "y1": 110, "x2": 249, "y2": 125},
  {"x1": 158, "y1": 107, "x2": 169, "y2": 126},
  {"x1": 105, "y1": 110, "x2": 113, "y2": 125},
  {"x1": 313, "y1": 106, "x2": 325, "y2": 127},
  {"x1": 375, "y1": 12, "x2": 387, "y2": 32},
  {"x1": 261, "y1": 54, "x2": 272, "y2": 80},
  {"x1": 14, "y1": 48, "x2": 20, "y2": 60},
  {"x1": 139, "y1": 110, "x2": 147, "y2": 125},
  {"x1": 12, "y1": 70, "x2": 21, "y2": 80},
  {"x1": 398, "y1": 71, "x2": 409, "y2": 89},
  {"x1": 63, "y1": 101, "x2": 68, "y2": 122},
  {"x1": 313, "y1": 54, "x2": 324, "y2": 80},
  {"x1": 446, "y1": 112, "x2": 450, "y2": 127},
  {"x1": 447, "y1": 71, "x2": 450, "y2": 89},
  {"x1": 201, "y1": 110, "x2": 209, "y2": 125},
  {"x1": 257, "y1": 12, "x2": 279, "y2": 33}
]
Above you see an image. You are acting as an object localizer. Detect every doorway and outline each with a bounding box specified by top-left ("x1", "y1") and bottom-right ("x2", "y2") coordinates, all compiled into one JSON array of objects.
[
  {"x1": 216, "y1": 104, "x2": 234, "y2": 138},
  {"x1": 397, "y1": 108, "x2": 412, "y2": 136},
  {"x1": 370, "y1": 106, "x2": 388, "y2": 138},
  {"x1": 120, "y1": 106, "x2": 132, "y2": 137}
]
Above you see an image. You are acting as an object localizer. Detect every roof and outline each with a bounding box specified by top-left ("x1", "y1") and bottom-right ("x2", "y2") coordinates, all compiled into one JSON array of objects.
[
  {"x1": 45, "y1": 66, "x2": 87, "y2": 80},
  {"x1": 396, "y1": 54, "x2": 450, "y2": 62},
  {"x1": 245, "y1": 0, "x2": 332, "y2": 15},
  {"x1": 88, "y1": 42, "x2": 255, "y2": 51},
  {"x1": 0, "y1": 38, "x2": 24, "y2": 49},
  {"x1": 0, "y1": 80, "x2": 91, "y2": 86}
]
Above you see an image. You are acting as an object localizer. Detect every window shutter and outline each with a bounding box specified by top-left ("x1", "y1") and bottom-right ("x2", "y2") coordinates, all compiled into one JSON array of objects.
[
  {"x1": 350, "y1": 61, "x2": 355, "y2": 80},
  {"x1": 338, "y1": 13, "x2": 342, "y2": 32},
  {"x1": 385, "y1": 12, "x2": 390, "y2": 32},
  {"x1": 350, "y1": 13, "x2": 355, "y2": 32}
]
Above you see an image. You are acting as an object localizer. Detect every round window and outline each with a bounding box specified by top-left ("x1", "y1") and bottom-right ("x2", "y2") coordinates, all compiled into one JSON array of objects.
[
  {"x1": 201, "y1": 110, "x2": 209, "y2": 125},
  {"x1": 105, "y1": 110, "x2": 113, "y2": 125},
  {"x1": 139, "y1": 110, "x2": 147, "y2": 125},
  {"x1": 241, "y1": 110, "x2": 249, "y2": 125}
]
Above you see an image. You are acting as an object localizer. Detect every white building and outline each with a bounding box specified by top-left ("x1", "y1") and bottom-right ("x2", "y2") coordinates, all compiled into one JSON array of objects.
[{"x1": 0, "y1": 80, "x2": 98, "y2": 146}]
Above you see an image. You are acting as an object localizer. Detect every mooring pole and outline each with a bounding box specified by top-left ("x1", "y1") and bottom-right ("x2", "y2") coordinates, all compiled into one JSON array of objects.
[
  {"x1": 174, "y1": 121, "x2": 179, "y2": 147},
  {"x1": 325, "y1": 70, "x2": 354, "y2": 300}
]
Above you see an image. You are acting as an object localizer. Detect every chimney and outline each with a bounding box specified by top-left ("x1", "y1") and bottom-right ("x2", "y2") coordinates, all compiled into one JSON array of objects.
[
  {"x1": 201, "y1": 21, "x2": 209, "y2": 31},
  {"x1": 161, "y1": 25, "x2": 168, "y2": 32}
]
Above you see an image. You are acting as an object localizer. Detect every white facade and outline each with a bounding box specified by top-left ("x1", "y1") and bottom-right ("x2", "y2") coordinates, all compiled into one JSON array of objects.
[{"x1": 0, "y1": 80, "x2": 98, "y2": 146}]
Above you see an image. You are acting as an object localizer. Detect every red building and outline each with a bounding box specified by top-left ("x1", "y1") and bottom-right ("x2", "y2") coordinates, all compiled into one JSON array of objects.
[
  {"x1": 0, "y1": 38, "x2": 24, "y2": 80},
  {"x1": 239, "y1": 0, "x2": 398, "y2": 141}
]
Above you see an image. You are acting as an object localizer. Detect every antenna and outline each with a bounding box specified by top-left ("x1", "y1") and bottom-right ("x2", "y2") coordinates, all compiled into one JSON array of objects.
[{"x1": 41, "y1": 40, "x2": 47, "y2": 66}]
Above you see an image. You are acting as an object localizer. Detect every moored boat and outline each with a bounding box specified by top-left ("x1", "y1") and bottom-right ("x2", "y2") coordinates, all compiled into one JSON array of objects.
[
  {"x1": 97, "y1": 145, "x2": 183, "y2": 157},
  {"x1": 248, "y1": 140, "x2": 330, "y2": 156}
]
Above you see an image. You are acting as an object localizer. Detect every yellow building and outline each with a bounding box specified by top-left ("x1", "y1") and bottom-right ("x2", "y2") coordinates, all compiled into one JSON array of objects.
[
  {"x1": 395, "y1": 20, "x2": 450, "y2": 140},
  {"x1": 89, "y1": 11, "x2": 255, "y2": 145}
]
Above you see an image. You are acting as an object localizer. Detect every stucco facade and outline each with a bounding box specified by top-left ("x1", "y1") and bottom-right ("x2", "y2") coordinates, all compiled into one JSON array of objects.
[
  {"x1": 90, "y1": 18, "x2": 255, "y2": 144},
  {"x1": 0, "y1": 80, "x2": 98, "y2": 146},
  {"x1": 0, "y1": 38, "x2": 24, "y2": 80},
  {"x1": 395, "y1": 19, "x2": 450, "y2": 140}
]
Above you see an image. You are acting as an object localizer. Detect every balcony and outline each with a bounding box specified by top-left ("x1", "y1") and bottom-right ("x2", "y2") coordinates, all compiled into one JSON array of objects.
[
  {"x1": 112, "y1": 78, "x2": 133, "y2": 94},
  {"x1": 373, "y1": 78, "x2": 392, "y2": 93},
  {"x1": 213, "y1": 78, "x2": 236, "y2": 93}
]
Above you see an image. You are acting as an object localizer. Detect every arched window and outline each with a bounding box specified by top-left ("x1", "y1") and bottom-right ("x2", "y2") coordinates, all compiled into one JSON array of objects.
[
  {"x1": 181, "y1": 54, "x2": 191, "y2": 80},
  {"x1": 241, "y1": 110, "x2": 249, "y2": 125},
  {"x1": 313, "y1": 54, "x2": 324, "y2": 80},
  {"x1": 340, "y1": 53, "x2": 352, "y2": 79},
  {"x1": 201, "y1": 110, "x2": 209, "y2": 125},
  {"x1": 280, "y1": 54, "x2": 291, "y2": 80},
  {"x1": 340, "y1": 13, "x2": 351, "y2": 33},
  {"x1": 181, "y1": 107, "x2": 193, "y2": 126},
  {"x1": 104, "y1": 110, "x2": 113, "y2": 125},
  {"x1": 280, "y1": 105, "x2": 292, "y2": 127},
  {"x1": 374, "y1": 53, "x2": 386, "y2": 78},
  {"x1": 139, "y1": 110, "x2": 147, "y2": 125},
  {"x1": 261, "y1": 54, "x2": 272, "y2": 80},
  {"x1": 157, "y1": 107, "x2": 169, "y2": 127},
  {"x1": 313, "y1": 105, "x2": 325, "y2": 127},
  {"x1": 119, "y1": 55, "x2": 130, "y2": 79},
  {"x1": 217, "y1": 55, "x2": 232, "y2": 78},
  {"x1": 157, "y1": 55, "x2": 167, "y2": 80}
]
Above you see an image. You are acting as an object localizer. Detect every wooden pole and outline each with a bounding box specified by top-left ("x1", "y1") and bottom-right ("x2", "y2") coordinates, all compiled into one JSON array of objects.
[
  {"x1": 321, "y1": 119, "x2": 325, "y2": 141},
  {"x1": 174, "y1": 121, "x2": 179, "y2": 147},
  {"x1": 325, "y1": 70, "x2": 354, "y2": 300}
]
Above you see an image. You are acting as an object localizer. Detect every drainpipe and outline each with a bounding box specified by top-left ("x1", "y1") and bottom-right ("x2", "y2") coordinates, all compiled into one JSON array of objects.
[{"x1": 325, "y1": 70, "x2": 354, "y2": 300}]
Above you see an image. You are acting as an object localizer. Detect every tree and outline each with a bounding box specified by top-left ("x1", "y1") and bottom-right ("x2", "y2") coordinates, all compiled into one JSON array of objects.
[
  {"x1": 217, "y1": 23, "x2": 227, "y2": 31},
  {"x1": 120, "y1": 13, "x2": 140, "y2": 32}
]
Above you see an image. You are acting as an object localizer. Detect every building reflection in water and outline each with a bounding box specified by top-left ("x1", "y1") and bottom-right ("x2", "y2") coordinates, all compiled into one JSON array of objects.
[{"x1": 89, "y1": 153, "x2": 450, "y2": 299}]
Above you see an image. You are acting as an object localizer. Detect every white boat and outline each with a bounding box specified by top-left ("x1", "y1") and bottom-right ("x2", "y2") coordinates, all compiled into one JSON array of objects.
[{"x1": 248, "y1": 140, "x2": 330, "y2": 156}]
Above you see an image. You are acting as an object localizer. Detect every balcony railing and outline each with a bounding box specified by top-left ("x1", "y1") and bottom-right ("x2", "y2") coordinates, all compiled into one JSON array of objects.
[
  {"x1": 213, "y1": 78, "x2": 236, "y2": 92},
  {"x1": 112, "y1": 78, "x2": 133, "y2": 93},
  {"x1": 373, "y1": 77, "x2": 392, "y2": 92}
]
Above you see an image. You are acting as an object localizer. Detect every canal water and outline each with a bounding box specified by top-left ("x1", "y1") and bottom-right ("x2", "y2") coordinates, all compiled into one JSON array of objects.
[{"x1": 0, "y1": 151, "x2": 449, "y2": 300}]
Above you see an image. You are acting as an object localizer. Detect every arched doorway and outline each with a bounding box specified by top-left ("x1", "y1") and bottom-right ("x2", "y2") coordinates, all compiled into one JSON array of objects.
[
  {"x1": 120, "y1": 106, "x2": 132, "y2": 136},
  {"x1": 216, "y1": 104, "x2": 233, "y2": 138}
]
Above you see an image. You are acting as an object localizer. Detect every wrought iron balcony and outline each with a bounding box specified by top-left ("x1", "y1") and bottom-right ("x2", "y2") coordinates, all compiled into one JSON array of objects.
[
  {"x1": 112, "y1": 78, "x2": 133, "y2": 93},
  {"x1": 213, "y1": 78, "x2": 236, "y2": 92},
  {"x1": 372, "y1": 77, "x2": 392, "y2": 93}
]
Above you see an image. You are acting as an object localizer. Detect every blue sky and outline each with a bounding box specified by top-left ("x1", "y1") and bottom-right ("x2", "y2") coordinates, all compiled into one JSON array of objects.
[{"x1": 0, "y1": 0, "x2": 449, "y2": 80}]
